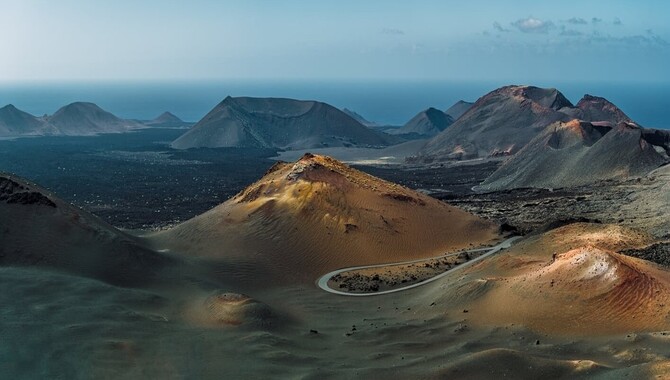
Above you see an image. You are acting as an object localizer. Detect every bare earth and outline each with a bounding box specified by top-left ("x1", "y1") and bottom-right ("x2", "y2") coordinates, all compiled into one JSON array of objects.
[
  {"x1": 3, "y1": 155, "x2": 670, "y2": 379},
  {"x1": 328, "y1": 250, "x2": 482, "y2": 293}
]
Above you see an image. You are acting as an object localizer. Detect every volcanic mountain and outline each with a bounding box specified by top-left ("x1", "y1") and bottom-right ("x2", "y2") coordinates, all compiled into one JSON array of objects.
[
  {"x1": 342, "y1": 108, "x2": 378, "y2": 127},
  {"x1": 144, "y1": 111, "x2": 191, "y2": 128},
  {"x1": 445, "y1": 100, "x2": 474, "y2": 120},
  {"x1": 0, "y1": 173, "x2": 172, "y2": 286},
  {"x1": 564, "y1": 94, "x2": 634, "y2": 126},
  {"x1": 392, "y1": 107, "x2": 454, "y2": 137},
  {"x1": 478, "y1": 120, "x2": 670, "y2": 190},
  {"x1": 47, "y1": 102, "x2": 143, "y2": 135},
  {"x1": 171, "y1": 97, "x2": 391, "y2": 149},
  {"x1": 0, "y1": 104, "x2": 54, "y2": 137},
  {"x1": 417, "y1": 85, "x2": 640, "y2": 161},
  {"x1": 150, "y1": 153, "x2": 500, "y2": 284},
  {"x1": 419, "y1": 86, "x2": 574, "y2": 160}
]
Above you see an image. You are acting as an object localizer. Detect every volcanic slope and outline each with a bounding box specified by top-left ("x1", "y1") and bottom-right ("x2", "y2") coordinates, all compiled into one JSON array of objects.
[
  {"x1": 620, "y1": 164, "x2": 670, "y2": 238},
  {"x1": 0, "y1": 104, "x2": 54, "y2": 137},
  {"x1": 479, "y1": 120, "x2": 670, "y2": 190},
  {"x1": 393, "y1": 107, "x2": 453, "y2": 137},
  {"x1": 151, "y1": 153, "x2": 500, "y2": 284},
  {"x1": 47, "y1": 102, "x2": 143, "y2": 135},
  {"x1": 0, "y1": 173, "x2": 172, "y2": 286},
  {"x1": 563, "y1": 94, "x2": 634, "y2": 126},
  {"x1": 418, "y1": 85, "x2": 643, "y2": 161},
  {"x1": 445, "y1": 100, "x2": 474, "y2": 120},
  {"x1": 419, "y1": 85, "x2": 574, "y2": 160},
  {"x1": 144, "y1": 111, "x2": 190, "y2": 128},
  {"x1": 171, "y1": 97, "x2": 391, "y2": 149},
  {"x1": 411, "y1": 222, "x2": 670, "y2": 335},
  {"x1": 342, "y1": 108, "x2": 378, "y2": 127}
]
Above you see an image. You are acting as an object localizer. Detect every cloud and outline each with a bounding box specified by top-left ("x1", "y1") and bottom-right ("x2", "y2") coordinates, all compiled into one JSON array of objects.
[
  {"x1": 591, "y1": 17, "x2": 602, "y2": 24},
  {"x1": 493, "y1": 21, "x2": 511, "y2": 33},
  {"x1": 613, "y1": 17, "x2": 622, "y2": 26},
  {"x1": 511, "y1": 17, "x2": 554, "y2": 34},
  {"x1": 567, "y1": 17, "x2": 588, "y2": 25},
  {"x1": 381, "y1": 28, "x2": 405, "y2": 36},
  {"x1": 559, "y1": 26, "x2": 583, "y2": 36}
]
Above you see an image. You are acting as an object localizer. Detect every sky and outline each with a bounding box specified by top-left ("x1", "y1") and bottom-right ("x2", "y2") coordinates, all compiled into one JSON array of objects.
[{"x1": 1, "y1": 0, "x2": 669, "y2": 83}]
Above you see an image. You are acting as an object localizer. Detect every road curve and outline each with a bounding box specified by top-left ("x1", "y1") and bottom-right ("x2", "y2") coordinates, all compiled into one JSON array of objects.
[{"x1": 316, "y1": 236, "x2": 522, "y2": 297}]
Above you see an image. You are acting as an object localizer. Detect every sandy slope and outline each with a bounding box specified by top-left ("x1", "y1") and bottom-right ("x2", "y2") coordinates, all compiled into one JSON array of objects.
[
  {"x1": 150, "y1": 154, "x2": 500, "y2": 284},
  {"x1": 411, "y1": 223, "x2": 670, "y2": 335},
  {"x1": 4, "y1": 170, "x2": 670, "y2": 377},
  {"x1": 0, "y1": 173, "x2": 172, "y2": 286}
]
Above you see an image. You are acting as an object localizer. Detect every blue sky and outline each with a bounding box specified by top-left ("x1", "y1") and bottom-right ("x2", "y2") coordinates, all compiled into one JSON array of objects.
[{"x1": 1, "y1": 0, "x2": 668, "y2": 83}]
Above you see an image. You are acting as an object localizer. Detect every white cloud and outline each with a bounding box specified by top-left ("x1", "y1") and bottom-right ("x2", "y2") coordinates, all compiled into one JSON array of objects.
[{"x1": 512, "y1": 17, "x2": 554, "y2": 34}]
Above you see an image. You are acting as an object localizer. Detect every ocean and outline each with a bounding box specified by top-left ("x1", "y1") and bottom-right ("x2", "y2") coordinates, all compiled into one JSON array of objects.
[{"x1": 1, "y1": 80, "x2": 668, "y2": 128}]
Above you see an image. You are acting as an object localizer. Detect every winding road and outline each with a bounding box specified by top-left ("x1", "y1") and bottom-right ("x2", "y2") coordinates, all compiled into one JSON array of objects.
[{"x1": 316, "y1": 236, "x2": 521, "y2": 297}]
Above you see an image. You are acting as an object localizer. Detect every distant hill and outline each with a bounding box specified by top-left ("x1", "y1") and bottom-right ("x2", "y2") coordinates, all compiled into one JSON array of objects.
[
  {"x1": 0, "y1": 105, "x2": 54, "y2": 137},
  {"x1": 391, "y1": 107, "x2": 453, "y2": 137},
  {"x1": 417, "y1": 85, "x2": 643, "y2": 162},
  {"x1": 171, "y1": 96, "x2": 392, "y2": 150},
  {"x1": 445, "y1": 100, "x2": 474, "y2": 120},
  {"x1": 418, "y1": 86, "x2": 574, "y2": 160},
  {"x1": 1, "y1": 102, "x2": 146, "y2": 137},
  {"x1": 342, "y1": 108, "x2": 378, "y2": 127},
  {"x1": 478, "y1": 120, "x2": 670, "y2": 191},
  {"x1": 143, "y1": 111, "x2": 192, "y2": 128},
  {"x1": 47, "y1": 102, "x2": 143, "y2": 135}
]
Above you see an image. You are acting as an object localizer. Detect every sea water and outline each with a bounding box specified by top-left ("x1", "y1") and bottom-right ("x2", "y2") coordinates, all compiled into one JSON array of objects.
[{"x1": 0, "y1": 80, "x2": 668, "y2": 128}]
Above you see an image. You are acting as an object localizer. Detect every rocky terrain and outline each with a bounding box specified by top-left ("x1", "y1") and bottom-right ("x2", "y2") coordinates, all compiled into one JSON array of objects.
[
  {"x1": 479, "y1": 120, "x2": 670, "y2": 190},
  {"x1": 328, "y1": 251, "x2": 480, "y2": 293}
]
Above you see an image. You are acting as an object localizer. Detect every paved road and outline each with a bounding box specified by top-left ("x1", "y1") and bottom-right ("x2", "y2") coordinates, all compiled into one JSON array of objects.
[{"x1": 316, "y1": 236, "x2": 522, "y2": 297}]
